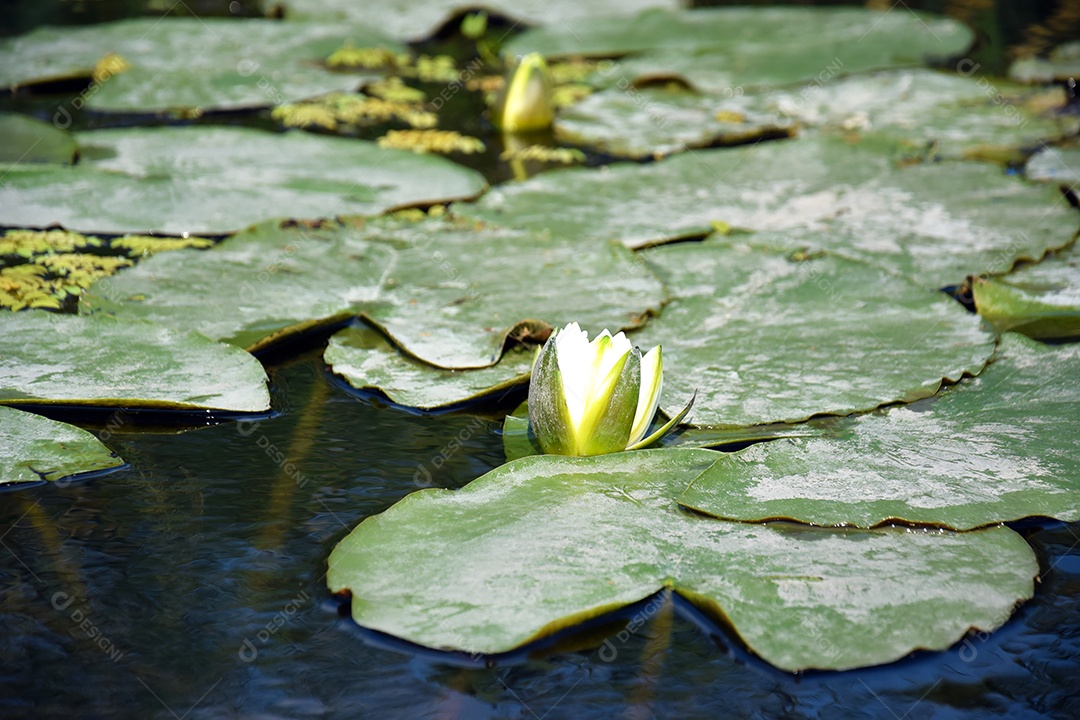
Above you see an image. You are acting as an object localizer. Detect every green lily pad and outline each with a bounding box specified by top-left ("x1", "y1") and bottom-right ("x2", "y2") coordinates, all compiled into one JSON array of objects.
[
  {"x1": 554, "y1": 86, "x2": 790, "y2": 160},
  {"x1": 972, "y1": 276, "x2": 1080, "y2": 341},
  {"x1": 0, "y1": 113, "x2": 76, "y2": 164},
  {"x1": 1026, "y1": 147, "x2": 1080, "y2": 187},
  {"x1": 507, "y1": 7, "x2": 971, "y2": 93},
  {"x1": 680, "y1": 334, "x2": 1080, "y2": 530},
  {"x1": 82, "y1": 216, "x2": 664, "y2": 368},
  {"x1": 501, "y1": 401, "x2": 817, "y2": 462},
  {"x1": 459, "y1": 135, "x2": 884, "y2": 250},
  {"x1": 1009, "y1": 42, "x2": 1080, "y2": 85},
  {"x1": 0, "y1": 127, "x2": 486, "y2": 235},
  {"x1": 0, "y1": 405, "x2": 124, "y2": 486},
  {"x1": 972, "y1": 239, "x2": 1080, "y2": 341},
  {"x1": 0, "y1": 18, "x2": 400, "y2": 112},
  {"x1": 630, "y1": 241, "x2": 993, "y2": 427},
  {"x1": 325, "y1": 325, "x2": 533, "y2": 408},
  {"x1": 0, "y1": 312, "x2": 270, "y2": 412},
  {"x1": 327, "y1": 449, "x2": 1037, "y2": 672},
  {"x1": 459, "y1": 135, "x2": 1078, "y2": 285},
  {"x1": 285, "y1": 0, "x2": 680, "y2": 41},
  {"x1": 753, "y1": 69, "x2": 1079, "y2": 159}
]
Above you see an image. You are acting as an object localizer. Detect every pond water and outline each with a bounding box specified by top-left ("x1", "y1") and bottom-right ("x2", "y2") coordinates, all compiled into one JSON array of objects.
[
  {"x1": 2, "y1": 352, "x2": 1079, "y2": 717},
  {"x1": 2, "y1": 0, "x2": 1080, "y2": 717}
]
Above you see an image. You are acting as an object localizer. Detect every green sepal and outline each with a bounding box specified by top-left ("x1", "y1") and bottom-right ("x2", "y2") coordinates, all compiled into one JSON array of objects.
[
  {"x1": 627, "y1": 391, "x2": 696, "y2": 451},
  {"x1": 527, "y1": 335, "x2": 575, "y2": 455}
]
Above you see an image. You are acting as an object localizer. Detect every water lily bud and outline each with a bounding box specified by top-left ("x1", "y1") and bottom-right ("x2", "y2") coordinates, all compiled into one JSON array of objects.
[
  {"x1": 528, "y1": 322, "x2": 674, "y2": 456},
  {"x1": 496, "y1": 52, "x2": 555, "y2": 133}
]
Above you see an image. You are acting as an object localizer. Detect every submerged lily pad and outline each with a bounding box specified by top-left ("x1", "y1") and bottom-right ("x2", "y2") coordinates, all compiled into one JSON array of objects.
[
  {"x1": 0, "y1": 406, "x2": 123, "y2": 486},
  {"x1": 680, "y1": 334, "x2": 1080, "y2": 530},
  {"x1": 0, "y1": 127, "x2": 486, "y2": 235},
  {"x1": 327, "y1": 449, "x2": 1036, "y2": 672},
  {"x1": 82, "y1": 216, "x2": 664, "y2": 368},
  {"x1": 285, "y1": 0, "x2": 680, "y2": 41},
  {"x1": 630, "y1": 241, "x2": 993, "y2": 427},
  {"x1": 0, "y1": 312, "x2": 270, "y2": 412},
  {"x1": 325, "y1": 325, "x2": 532, "y2": 408},
  {"x1": 459, "y1": 135, "x2": 1078, "y2": 285},
  {"x1": 554, "y1": 86, "x2": 790, "y2": 160},
  {"x1": 0, "y1": 113, "x2": 76, "y2": 164},
  {"x1": 0, "y1": 19, "x2": 400, "y2": 112},
  {"x1": 507, "y1": 7, "x2": 971, "y2": 93}
]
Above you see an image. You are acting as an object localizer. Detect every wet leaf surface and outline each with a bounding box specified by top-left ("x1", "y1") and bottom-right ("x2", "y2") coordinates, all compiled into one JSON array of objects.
[
  {"x1": 554, "y1": 86, "x2": 790, "y2": 160},
  {"x1": 82, "y1": 216, "x2": 664, "y2": 368},
  {"x1": 0, "y1": 312, "x2": 270, "y2": 412},
  {"x1": 459, "y1": 134, "x2": 1078, "y2": 286},
  {"x1": 1009, "y1": 41, "x2": 1080, "y2": 84},
  {"x1": 680, "y1": 334, "x2": 1080, "y2": 529},
  {"x1": 0, "y1": 18, "x2": 400, "y2": 112},
  {"x1": 507, "y1": 7, "x2": 972, "y2": 93},
  {"x1": 747, "y1": 69, "x2": 1079, "y2": 159},
  {"x1": 630, "y1": 241, "x2": 994, "y2": 427},
  {"x1": 1026, "y1": 146, "x2": 1080, "y2": 187},
  {"x1": 284, "y1": 0, "x2": 680, "y2": 41},
  {"x1": 0, "y1": 405, "x2": 123, "y2": 486},
  {"x1": 325, "y1": 325, "x2": 532, "y2": 408},
  {"x1": 0, "y1": 113, "x2": 76, "y2": 164},
  {"x1": 0, "y1": 127, "x2": 487, "y2": 235},
  {"x1": 328, "y1": 448, "x2": 1037, "y2": 672}
]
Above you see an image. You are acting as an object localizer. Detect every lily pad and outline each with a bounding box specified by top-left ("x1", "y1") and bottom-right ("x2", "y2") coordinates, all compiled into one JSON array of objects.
[
  {"x1": 753, "y1": 69, "x2": 1079, "y2": 159},
  {"x1": 325, "y1": 325, "x2": 533, "y2": 408},
  {"x1": 285, "y1": 0, "x2": 680, "y2": 41},
  {"x1": 0, "y1": 18, "x2": 400, "y2": 112},
  {"x1": 630, "y1": 241, "x2": 994, "y2": 427},
  {"x1": 972, "y1": 276, "x2": 1080, "y2": 341},
  {"x1": 972, "y1": 239, "x2": 1080, "y2": 341},
  {"x1": 0, "y1": 127, "x2": 487, "y2": 235},
  {"x1": 459, "y1": 135, "x2": 1078, "y2": 285},
  {"x1": 507, "y1": 7, "x2": 972, "y2": 93},
  {"x1": 82, "y1": 216, "x2": 664, "y2": 368},
  {"x1": 1026, "y1": 147, "x2": 1080, "y2": 187},
  {"x1": 0, "y1": 312, "x2": 270, "y2": 412},
  {"x1": 554, "y1": 86, "x2": 790, "y2": 160},
  {"x1": 0, "y1": 405, "x2": 123, "y2": 486},
  {"x1": 459, "y1": 135, "x2": 884, "y2": 249},
  {"x1": 0, "y1": 113, "x2": 76, "y2": 164},
  {"x1": 680, "y1": 334, "x2": 1080, "y2": 530},
  {"x1": 327, "y1": 449, "x2": 1037, "y2": 672},
  {"x1": 1009, "y1": 42, "x2": 1080, "y2": 85}
]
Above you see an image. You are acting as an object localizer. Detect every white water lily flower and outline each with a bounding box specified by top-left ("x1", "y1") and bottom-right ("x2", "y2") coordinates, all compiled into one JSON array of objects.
[{"x1": 527, "y1": 322, "x2": 692, "y2": 456}]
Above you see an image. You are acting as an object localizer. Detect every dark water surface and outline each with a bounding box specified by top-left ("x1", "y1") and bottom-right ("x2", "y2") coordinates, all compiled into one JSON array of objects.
[{"x1": 2, "y1": 355, "x2": 1079, "y2": 718}]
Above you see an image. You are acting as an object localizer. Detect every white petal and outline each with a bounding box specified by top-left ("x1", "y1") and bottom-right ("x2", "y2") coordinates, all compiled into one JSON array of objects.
[
  {"x1": 628, "y1": 345, "x2": 663, "y2": 447},
  {"x1": 554, "y1": 323, "x2": 591, "y2": 430},
  {"x1": 590, "y1": 331, "x2": 630, "y2": 402}
]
